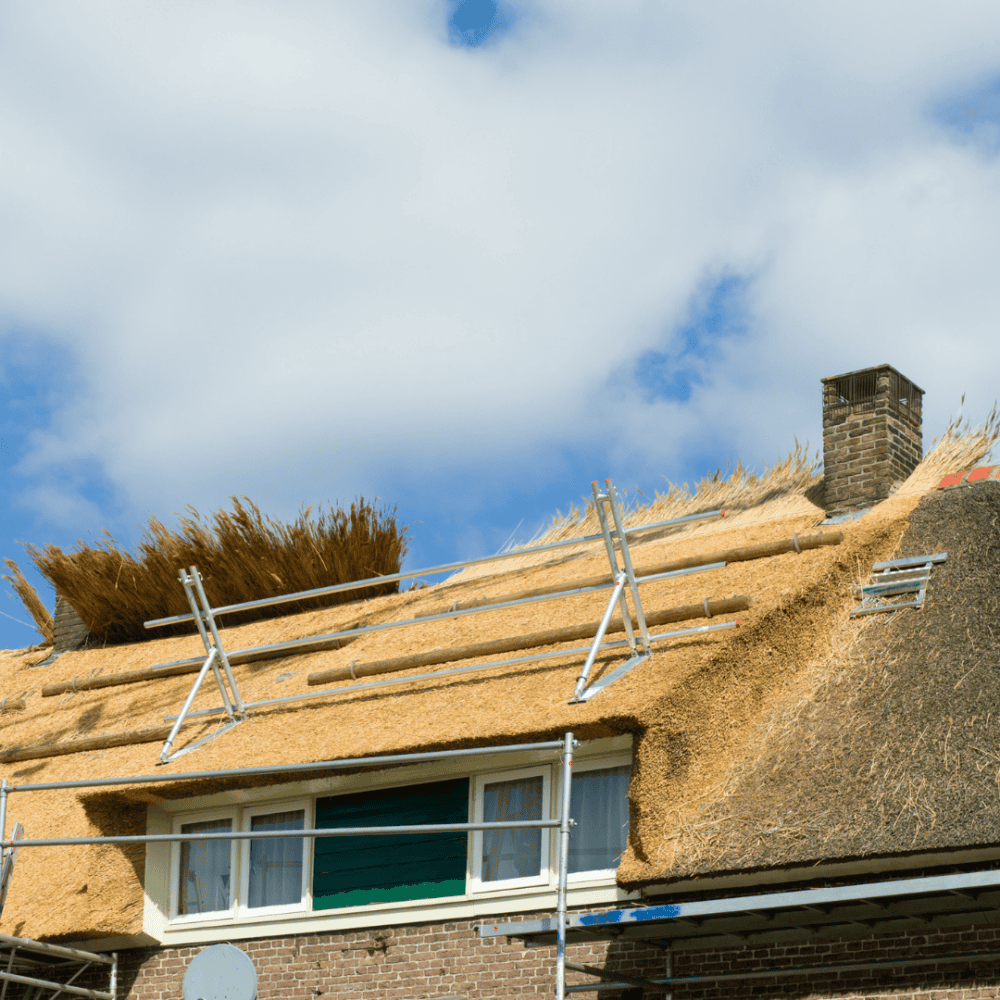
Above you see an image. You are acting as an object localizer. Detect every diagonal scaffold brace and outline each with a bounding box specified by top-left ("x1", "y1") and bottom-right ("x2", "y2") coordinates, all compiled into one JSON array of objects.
[
  {"x1": 570, "y1": 479, "x2": 652, "y2": 703},
  {"x1": 159, "y1": 566, "x2": 247, "y2": 764}
]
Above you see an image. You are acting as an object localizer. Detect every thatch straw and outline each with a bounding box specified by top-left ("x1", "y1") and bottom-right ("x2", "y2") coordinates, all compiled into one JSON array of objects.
[
  {"x1": 616, "y1": 416, "x2": 1000, "y2": 886},
  {"x1": 24, "y1": 497, "x2": 407, "y2": 646},
  {"x1": 540, "y1": 443, "x2": 823, "y2": 546},
  {"x1": 892, "y1": 406, "x2": 999, "y2": 495},
  {"x1": 1, "y1": 421, "x2": 995, "y2": 942},
  {"x1": 1, "y1": 560, "x2": 54, "y2": 646}
]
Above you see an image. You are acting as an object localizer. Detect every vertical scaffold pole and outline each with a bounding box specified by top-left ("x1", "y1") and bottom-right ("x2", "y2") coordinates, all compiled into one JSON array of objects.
[
  {"x1": 556, "y1": 732, "x2": 575, "y2": 1000},
  {"x1": 0, "y1": 943, "x2": 16, "y2": 1000},
  {"x1": 0, "y1": 779, "x2": 8, "y2": 846}
]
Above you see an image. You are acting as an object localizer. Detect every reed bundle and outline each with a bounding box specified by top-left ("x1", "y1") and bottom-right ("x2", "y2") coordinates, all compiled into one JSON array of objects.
[
  {"x1": 1, "y1": 559, "x2": 55, "y2": 645},
  {"x1": 25, "y1": 497, "x2": 407, "y2": 646}
]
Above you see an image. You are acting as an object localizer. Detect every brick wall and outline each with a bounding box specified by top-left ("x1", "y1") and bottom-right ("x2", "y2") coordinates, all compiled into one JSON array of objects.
[
  {"x1": 104, "y1": 916, "x2": 1000, "y2": 999},
  {"x1": 822, "y1": 366, "x2": 923, "y2": 518},
  {"x1": 672, "y1": 924, "x2": 1000, "y2": 1000}
]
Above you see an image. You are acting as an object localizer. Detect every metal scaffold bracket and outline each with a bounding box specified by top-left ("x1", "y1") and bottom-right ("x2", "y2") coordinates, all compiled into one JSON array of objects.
[
  {"x1": 570, "y1": 480, "x2": 651, "y2": 703},
  {"x1": 159, "y1": 566, "x2": 247, "y2": 764}
]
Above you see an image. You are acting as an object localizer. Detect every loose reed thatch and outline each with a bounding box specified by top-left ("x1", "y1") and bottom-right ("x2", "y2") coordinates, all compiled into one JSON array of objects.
[
  {"x1": 892, "y1": 406, "x2": 999, "y2": 495},
  {"x1": 537, "y1": 409, "x2": 998, "y2": 551},
  {"x1": 537, "y1": 443, "x2": 823, "y2": 546},
  {"x1": 24, "y1": 497, "x2": 407, "y2": 646},
  {"x1": 1, "y1": 560, "x2": 54, "y2": 646}
]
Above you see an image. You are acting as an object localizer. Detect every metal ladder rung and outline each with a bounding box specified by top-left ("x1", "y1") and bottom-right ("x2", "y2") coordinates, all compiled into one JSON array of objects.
[
  {"x1": 869, "y1": 566, "x2": 934, "y2": 581},
  {"x1": 851, "y1": 552, "x2": 946, "y2": 617},
  {"x1": 872, "y1": 552, "x2": 947, "y2": 571},
  {"x1": 858, "y1": 579, "x2": 930, "y2": 597}
]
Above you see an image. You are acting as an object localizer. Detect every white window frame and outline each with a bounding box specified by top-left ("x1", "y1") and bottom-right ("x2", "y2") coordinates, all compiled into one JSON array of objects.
[
  {"x1": 170, "y1": 807, "x2": 239, "y2": 922},
  {"x1": 565, "y1": 754, "x2": 632, "y2": 883},
  {"x1": 237, "y1": 798, "x2": 312, "y2": 917},
  {"x1": 469, "y1": 765, "x2": 552, "y2": 893}
]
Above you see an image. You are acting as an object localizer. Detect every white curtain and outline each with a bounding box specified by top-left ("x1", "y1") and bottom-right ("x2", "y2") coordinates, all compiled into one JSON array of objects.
[
  {"x1": 481, "y1": 776, "x2": 543, "y2": 881},
  {"x1": 179, "y1": 818, "x2": 232, "y2": 914},
  {"x1": 248, "y1": 810, "x2": 305, "y2": 908},
  {"x1": 568, "y1": 765, "x2": 630, "y2": 873}
]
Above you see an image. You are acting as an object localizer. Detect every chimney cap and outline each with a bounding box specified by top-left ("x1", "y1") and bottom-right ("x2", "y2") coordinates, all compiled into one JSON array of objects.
[{"x1": 821, "y1": 363, "x2": 924, "y2": 395}]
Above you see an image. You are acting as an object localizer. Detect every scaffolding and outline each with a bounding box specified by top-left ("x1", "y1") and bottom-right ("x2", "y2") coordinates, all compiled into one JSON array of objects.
[
  {"x1": 0, "y1": 934, "x2": 117, "y2": 1000},
  {"x1": 0, "y1": 735, "x2": 582, "y2": 1000},
  {"x1": 8, "y1": 740, "x2": 1000, "y2": 997},
  {"x1": 146, "y1": 481, "x2": 732, "y2": 760},
  {"x1": 483, "y1": 865, "x2": 1000, "y2": 993}
]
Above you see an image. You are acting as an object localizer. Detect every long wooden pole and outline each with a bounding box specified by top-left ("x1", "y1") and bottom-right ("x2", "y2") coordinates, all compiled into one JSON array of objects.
[
  {"x1": 307, "y1": 594, "x2": 751, "y2": 686},
  {"x1": 41, "y1": 632, "x2": 359, "y2": 698},
  {"x1": 415, "y1": 530, "x2": 842, "y2": 617},
  {"x1": 0, "y1": 725, "x2": 176, "y2": 764}
]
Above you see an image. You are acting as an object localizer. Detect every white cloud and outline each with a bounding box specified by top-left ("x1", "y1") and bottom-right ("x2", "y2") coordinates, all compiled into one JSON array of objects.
[{"x1": 1, "y1": 0, "x2": 999, "y2": 530}]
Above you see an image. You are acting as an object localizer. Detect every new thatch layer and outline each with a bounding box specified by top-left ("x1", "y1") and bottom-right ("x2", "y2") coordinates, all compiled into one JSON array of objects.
[{"x1": 24, "y1": 497, "x2": 407, "y2": 645}]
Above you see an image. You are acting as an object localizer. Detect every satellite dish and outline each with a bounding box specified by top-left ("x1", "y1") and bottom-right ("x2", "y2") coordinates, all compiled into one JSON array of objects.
[{"x1": 182, "y1": 944, "x2": 257, "y2": 1000}]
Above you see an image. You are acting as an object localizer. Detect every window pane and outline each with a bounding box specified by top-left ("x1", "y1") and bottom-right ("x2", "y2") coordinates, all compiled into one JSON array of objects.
[
  {"x1": 179, "y1": 819, "x2": 232, "y2": 914},
  {"x1": 569, "y1": 765, "x2": 630, "y2": 873},
  {"x1": 248, "y1": 810, "x2": 305, "y2": 909},
  {"x1": 481, "y1": 775, "x2": 543, "y2": 882}
]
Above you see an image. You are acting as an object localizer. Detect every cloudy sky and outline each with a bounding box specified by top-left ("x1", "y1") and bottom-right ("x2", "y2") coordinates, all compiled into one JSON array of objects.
[{"x1": 2, "y1": 0, "x2": 999, "y2": 648}]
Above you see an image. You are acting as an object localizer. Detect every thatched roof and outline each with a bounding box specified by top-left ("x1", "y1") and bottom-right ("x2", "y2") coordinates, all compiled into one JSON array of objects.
[
  {"x1": 619, "y1": 478, "x2": 1000, "y2": 889},
  {"x1": 0, "y1": 427, "x2": 995, "y2": 943}
]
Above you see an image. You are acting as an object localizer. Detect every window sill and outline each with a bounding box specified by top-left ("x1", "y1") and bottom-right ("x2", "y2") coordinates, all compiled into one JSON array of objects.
[{"x1": 147, "y1": 879, "x2": 637, "y2": 946}]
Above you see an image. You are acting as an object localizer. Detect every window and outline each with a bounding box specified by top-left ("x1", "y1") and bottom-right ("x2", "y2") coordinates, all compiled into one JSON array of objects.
[
  {"x1": 176, "y1": 816, "x2": 236, "y2": 917},
  {"x1": 161, "y1": 747, "x2": 632, "y2": 930},
  {"x1": 568, "y1": 764, "x2": 630, "y2": 876},
  {"x1": 172, "y1": 803, "x2": 308, "y2": 921},
  {"x1": 313, "y1": 778, "x2": 469, "y2": 909},
  {"x1": 239, "y1": 804, "x2": 308, "y2": 914},
  {"x1": 471, "y1": 766, "x2": 551, "y2": 890}
]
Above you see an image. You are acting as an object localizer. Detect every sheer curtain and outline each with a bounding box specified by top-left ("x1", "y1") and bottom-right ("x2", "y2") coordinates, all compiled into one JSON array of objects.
[
  {"x1": 179, "y1": 818, "x2": 232, "y2": 914},
  {"x1": 248, "y1": 810, "x2": 305, "y2": 908},
  {"x1": 568, "y1": 765, "x2": 630, "y2": 873},
  {"x1": 481, "y1": 776, "x2": 543, "y2": 881}
]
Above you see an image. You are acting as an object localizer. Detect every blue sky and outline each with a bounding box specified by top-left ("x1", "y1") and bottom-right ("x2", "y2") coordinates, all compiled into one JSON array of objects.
[{"x1": 3, "y1": 0, "x2": 1000, "y2": 648}]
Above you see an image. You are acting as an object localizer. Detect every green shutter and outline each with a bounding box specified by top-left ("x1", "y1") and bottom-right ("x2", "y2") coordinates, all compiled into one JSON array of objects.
[{"x1": 313, "y1": 777, "x2": 469, "y2": 909}]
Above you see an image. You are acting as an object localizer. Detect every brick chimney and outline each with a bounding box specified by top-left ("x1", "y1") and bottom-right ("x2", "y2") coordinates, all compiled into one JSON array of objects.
[
  {"x1": 821, "y1": 364, "x2": 924, "y2": 517},
  {"x1": 53, "y1": 594, "x2": 91, "y2": 652}
]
